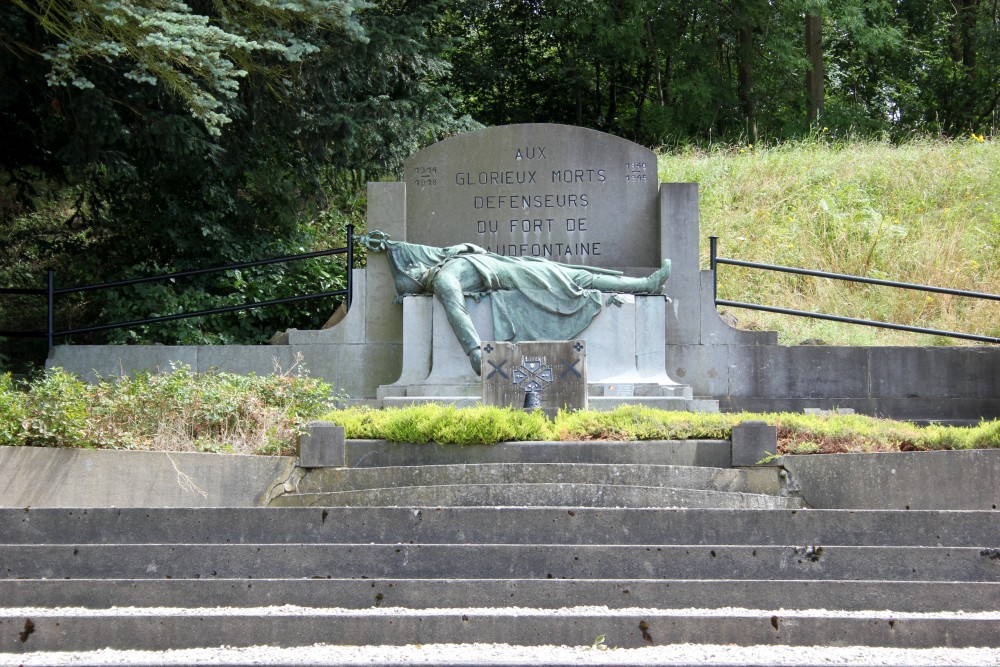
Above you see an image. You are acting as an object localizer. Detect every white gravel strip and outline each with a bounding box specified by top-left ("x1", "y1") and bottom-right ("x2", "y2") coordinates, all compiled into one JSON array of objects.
[
  {"x1": 4, "y1": 643, "x2": 1000, "y2": 666},
  {"x1": 3, "y1": 605, "x2": 1000, "y2": 620}
]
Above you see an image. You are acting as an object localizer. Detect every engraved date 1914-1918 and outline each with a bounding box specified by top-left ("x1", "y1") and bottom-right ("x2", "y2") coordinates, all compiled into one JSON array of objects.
[{"x1": 412, "y1": 165, "x2": 438, "y2": 187}]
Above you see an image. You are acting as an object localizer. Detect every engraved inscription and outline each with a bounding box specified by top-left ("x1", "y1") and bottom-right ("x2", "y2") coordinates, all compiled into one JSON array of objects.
[
  {"x1": 412, "y1": 165, "x2": 439, "y2": 187},
  {"x1": 625, "y1": 162, "x2": 648, "y2": 183},
  {"x1": 405, "y1": 126, "x2": 659, "y2": 267}
]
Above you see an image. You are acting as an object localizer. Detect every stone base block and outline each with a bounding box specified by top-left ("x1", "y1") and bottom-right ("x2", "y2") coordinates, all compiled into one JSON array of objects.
[
  {"x1": 297, "y1": 422, "x2": 346, "y2": 468},
  {"x1": 731, "y1": 420, "x2": 778, "y2": 467}
]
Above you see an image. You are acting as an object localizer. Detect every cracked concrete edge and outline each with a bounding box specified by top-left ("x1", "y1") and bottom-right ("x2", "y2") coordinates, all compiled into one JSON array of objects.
[{"x1": 259, "y1": 459, "x2": 303, "y2": 507}]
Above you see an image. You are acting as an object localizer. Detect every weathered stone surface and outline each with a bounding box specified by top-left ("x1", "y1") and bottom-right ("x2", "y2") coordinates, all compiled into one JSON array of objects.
[
  {"x1": 4, "y1": 543, "x2": 996, "y2": 581},
  {"x1": 4, "y1": 506, "x2": 996, "y2": 547},
  {"x1": 731, "y1": 421, "x2": 779, "y2": 467},
  {"x1": 337, "y1": 439, "x2": 732, "y2": 468},
  {"x1": 404, "y1": 124, "x2": 659, "y2": 271},
  {"x1": 0, "y1": 446, "x2": 294, "y2": 508},
  {"x1": 781, "y1": 449, "x2": 1000, "y2": 510},
  {"x1": 4, "y1": 578, "x2": 996, "y2": 613},
  {"x1": 297, "y1": 421, "x2": 345, "y2": 468},
  {"x1": 5, "y1": 610, "x2": 999, "y2": 652}
]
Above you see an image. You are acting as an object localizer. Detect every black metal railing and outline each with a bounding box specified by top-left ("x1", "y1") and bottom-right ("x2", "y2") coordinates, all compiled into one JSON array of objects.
[
  {"x1": 0, "y1": 224, "x2": 355, "y2": 352},
  {"x1": 709, "y1": 236, "x2": 999, "y2": 345}
]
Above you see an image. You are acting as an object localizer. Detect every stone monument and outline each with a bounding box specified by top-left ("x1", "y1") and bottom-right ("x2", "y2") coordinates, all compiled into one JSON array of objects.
[{"x1": 364, "y1": 124, "x2": 714, "y2": 411}]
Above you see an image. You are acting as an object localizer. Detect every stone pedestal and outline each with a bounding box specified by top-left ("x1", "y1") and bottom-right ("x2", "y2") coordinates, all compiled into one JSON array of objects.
[{"x1": 378, "y1": 293, "x2": 714, "y2": 412}]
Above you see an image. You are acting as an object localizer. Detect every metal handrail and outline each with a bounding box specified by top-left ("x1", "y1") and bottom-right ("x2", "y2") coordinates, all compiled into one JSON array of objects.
[
  {"x1": 0, "y1": 224, "x2": 355, "y2": 350},
  {"x1": 709, "y1": 236, "x2": 999, "y2": 345},
  {"x1": 53, "y1": 246, "x2": 352, "y2": 295}
]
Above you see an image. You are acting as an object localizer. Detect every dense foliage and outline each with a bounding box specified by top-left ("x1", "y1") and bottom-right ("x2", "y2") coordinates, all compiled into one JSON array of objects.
[
  {"x1": 1, "y1": 0, "x2": 473, "y2": 369},
  {"x1": 324, "y1": 404, "x2": 1000, "y2": 452},
  {"x1": 4, "y1": 373, "x2": 997, "y2": 453},
  {"x1": 443, "y1": 0, "x2": 1000, "y2": 143}
]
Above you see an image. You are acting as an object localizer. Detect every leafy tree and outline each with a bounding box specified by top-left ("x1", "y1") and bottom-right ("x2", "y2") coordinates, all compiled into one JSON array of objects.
[
  {"x1": 442, "y1": 0, "x2": 997, "y2": 142},
  {"x1": 1, "y1": 0, "x2": 471, "y2": 366}
]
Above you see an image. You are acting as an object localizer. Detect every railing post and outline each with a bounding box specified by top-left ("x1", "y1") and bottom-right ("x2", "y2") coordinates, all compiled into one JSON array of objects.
[
  {"x1": 709, "y1": 236, "x2": 718, "y2": 304},
  {"x1": 346, "y1": 223, "x2": 354, "y2": 312},
  {"x1": 46, "y1": 269, "x2": 54, "y2": 354}
]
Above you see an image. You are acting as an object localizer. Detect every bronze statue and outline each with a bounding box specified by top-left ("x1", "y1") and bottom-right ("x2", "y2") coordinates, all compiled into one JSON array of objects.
[{"x1": 360, "y1": 230, "x2": 670, "y2": 375}]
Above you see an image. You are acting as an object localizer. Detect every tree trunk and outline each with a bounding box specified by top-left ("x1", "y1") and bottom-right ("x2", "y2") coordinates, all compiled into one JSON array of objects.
[
  {"x1": 634, "y1": 57, "x2": 654, "y2": 138},
  {"x1": 737, "y1": 14, "x2": 756, "y2": 142},
  {"x1": 606, "y1": 62, "x2": 619, "y2": 130},
  {"x1": 594, "y1": 60, "x2": 603, "y2": 128},
  {"x1": 806, "y1": 13, "x2": 824, "y2": 125},
  {"x1": 646, "y1": 16, "x2": 665, "y2": 105}
]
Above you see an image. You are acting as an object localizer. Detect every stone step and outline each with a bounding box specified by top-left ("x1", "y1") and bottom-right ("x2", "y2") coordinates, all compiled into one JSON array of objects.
[
  {"x1": 270, "y1": 484, "x2": 802, "y2": 509},
  {"x1": 3, "y1": 508, "x2": 995, "y2": 547},
  {"x1": 271, "y1": 483, "x2": 803, "y2": 509},
  {"x1": 289, "y1": 463, "x2": 756, "y2": 493},
  {"x1": 2, "y1": 578, "x2": 998, "y2": 613},
  {"x1": 4, "y1": 607, "x2": 999, "y2": 652},
  {"x1": 332, "y1": 439, "x2": 733, "y2": 468},
  {"x1": 3, "y1": 544, "x2": 998, "y2": 581}
]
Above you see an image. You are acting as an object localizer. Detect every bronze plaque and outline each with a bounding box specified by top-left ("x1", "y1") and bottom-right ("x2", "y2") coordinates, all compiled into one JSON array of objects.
[{"x1": 481, "y1": 340, "x2": 587, "y2": 411}]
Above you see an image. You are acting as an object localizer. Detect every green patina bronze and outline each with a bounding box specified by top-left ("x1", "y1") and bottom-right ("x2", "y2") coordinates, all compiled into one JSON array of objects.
[{"x1": 361, "y1": 231, "x2": 670, "y2": 375}]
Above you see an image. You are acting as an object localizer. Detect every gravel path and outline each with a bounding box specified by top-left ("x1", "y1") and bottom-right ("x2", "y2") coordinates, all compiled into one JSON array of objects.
[
  {"x1": 4, "y1": 643, "x2": 1000, "y2": 666},
  {"x1": 5, "y1": 606, "x2": 998, "y2": 665}
]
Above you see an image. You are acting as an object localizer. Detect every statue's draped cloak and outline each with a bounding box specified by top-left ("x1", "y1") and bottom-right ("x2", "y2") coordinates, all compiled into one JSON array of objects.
[{"x1": 383, "y1": 240, "x2": 619, "y2": 342}]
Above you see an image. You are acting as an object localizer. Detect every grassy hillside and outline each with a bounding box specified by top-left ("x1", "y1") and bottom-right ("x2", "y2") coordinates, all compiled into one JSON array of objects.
[{"x1": 658, "y1": 136, "x2": 999, "y2": 345}]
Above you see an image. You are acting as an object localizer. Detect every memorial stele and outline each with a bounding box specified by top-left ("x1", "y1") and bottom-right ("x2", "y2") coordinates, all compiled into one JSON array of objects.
[{"x1": 356, "y1": 123, "x2": 716, "y2": 411}]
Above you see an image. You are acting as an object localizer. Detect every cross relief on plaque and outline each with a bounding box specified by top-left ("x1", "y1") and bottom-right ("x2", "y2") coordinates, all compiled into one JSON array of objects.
[
  {"x1": 512, "y1": 357, "x2": 553, "y2": 393},
  {"x1": 481, "y1": 340, "x2": 588, "y2": 411}
]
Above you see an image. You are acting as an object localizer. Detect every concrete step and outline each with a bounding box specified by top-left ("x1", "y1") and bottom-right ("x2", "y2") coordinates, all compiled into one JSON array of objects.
[
  {"x1": 3, "y1": 508, "x2": 995, "y2": 547},
  {"x1": 288, "y1": 462, "x2": 757, "y2": 493},
  {"x1": 270, "y1": 483, "x2": 804, "y2": 509},
  {"x1": 2, "y1": 578, "x2": 998, "y2": 613},
  {"x1": 332, "y1": 439, "x2": 733, "y2": 468},
  {"x1": 3, "y1": 544, "x2": 998, "y2": 581},
  {"x1": 4, "y1": 606, "x2": 999, "y2": 652}
]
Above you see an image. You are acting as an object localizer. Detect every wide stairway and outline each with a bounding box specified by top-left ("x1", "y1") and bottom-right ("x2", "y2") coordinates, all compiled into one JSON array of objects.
[{"x1": 3, "y1": 444, "x2": 999, "y2": 665}]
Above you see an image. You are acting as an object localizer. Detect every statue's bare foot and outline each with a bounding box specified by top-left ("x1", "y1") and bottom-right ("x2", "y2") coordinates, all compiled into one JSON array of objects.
[
  {"x1": 643, "y1": 259, "x2": 671, "y2": 293},
  {"x1": 469, "y1": 347, "x2": 482, "y2": 376}
]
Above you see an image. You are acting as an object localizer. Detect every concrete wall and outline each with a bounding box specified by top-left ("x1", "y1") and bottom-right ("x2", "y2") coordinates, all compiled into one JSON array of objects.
[
  {"x1": 781, "y1": 449, "x2": 1000, "y2": 510},
  {"x1": 3, "y1": 444, "x2": 996, "y2": 511},
  {"x1": 0, "y1": 446, "x2": 295, "y2": 508}
]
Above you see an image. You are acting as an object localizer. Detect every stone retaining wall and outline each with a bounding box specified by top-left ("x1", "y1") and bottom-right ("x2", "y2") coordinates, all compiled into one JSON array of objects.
[{"x1": 2, "y1": 444, "x2": 996, "y2": 511}]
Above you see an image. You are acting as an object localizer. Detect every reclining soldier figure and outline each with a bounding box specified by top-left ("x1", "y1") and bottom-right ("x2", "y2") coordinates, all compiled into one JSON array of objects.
[{"x1": 360, "y1": 230, "x2": 671, "y2": 375}]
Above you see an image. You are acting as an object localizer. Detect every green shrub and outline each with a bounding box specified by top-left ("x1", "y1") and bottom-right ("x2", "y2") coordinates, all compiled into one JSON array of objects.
[
  {"x1": 322, "y1": 404, "x2": 1000, "y2": 453},
  {"x1": 0, "y1": 373, "x2": 28, "y2": 447},
  {"x1": 0, "y1": 364, "x2": 340, "y2": 454},
  {"x1": 555, "y1": 405, "x2": 741, "y2": 441},
  {"x1": 4, "y1": 371, "x2": 999, "y2": 454},
  {"x1": 18, "y1": 369, "x2": 96, "y2": 447},
  {"x1": 322, "y1": 404, "x2": 554, "y2": 445}
]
